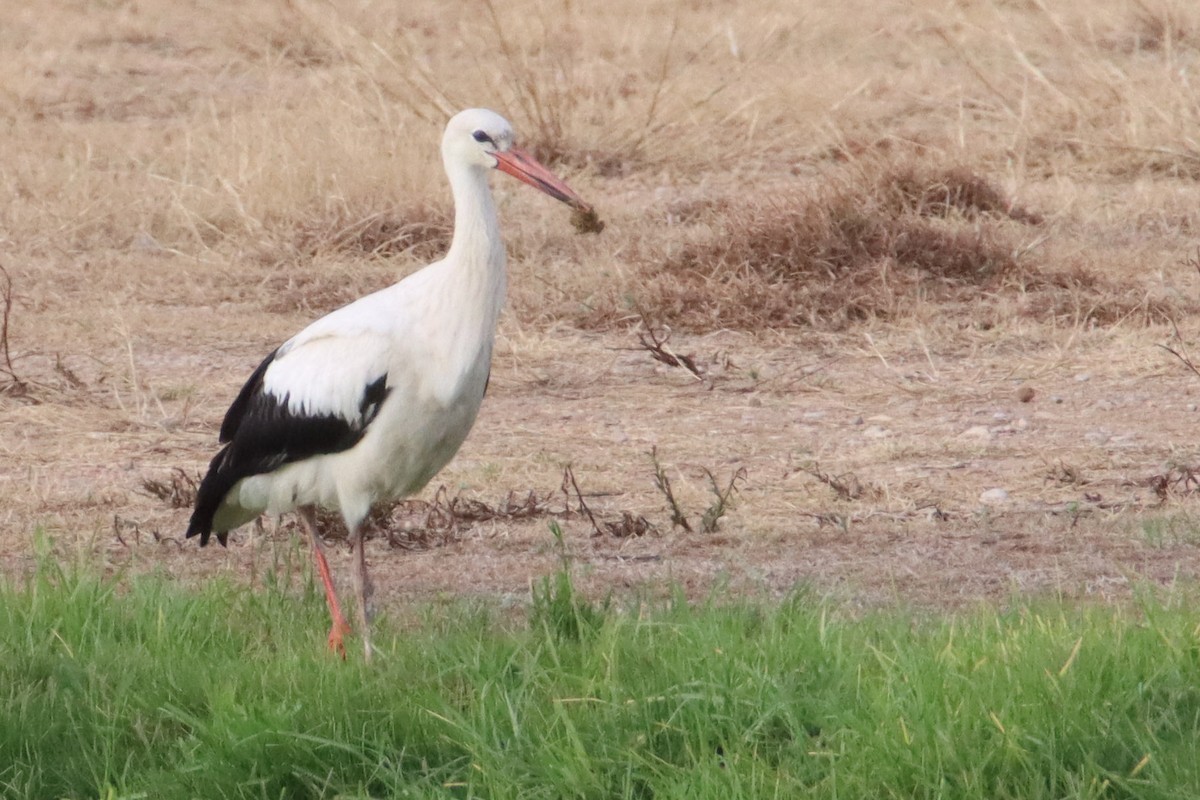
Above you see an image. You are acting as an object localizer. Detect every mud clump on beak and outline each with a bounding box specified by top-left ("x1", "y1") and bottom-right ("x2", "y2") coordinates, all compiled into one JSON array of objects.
[{"x1": 569, "y1": 202, "x2": 605, "y2": 235}]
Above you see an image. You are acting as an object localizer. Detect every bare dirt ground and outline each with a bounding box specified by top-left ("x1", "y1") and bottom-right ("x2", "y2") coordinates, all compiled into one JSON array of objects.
[{"x1": 4, "y1": 0, "x2": 1200, "y2": 614}]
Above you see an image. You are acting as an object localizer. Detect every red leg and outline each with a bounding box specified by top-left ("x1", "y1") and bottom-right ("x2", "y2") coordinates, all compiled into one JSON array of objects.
[{"x1": 299, "y1": 507, "x2": 351, "y2": 659}]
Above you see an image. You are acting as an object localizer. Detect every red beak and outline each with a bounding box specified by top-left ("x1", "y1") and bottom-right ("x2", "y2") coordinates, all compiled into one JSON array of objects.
[{"x1": 492, "y1": 147, "x2": 587, "y2": 209}]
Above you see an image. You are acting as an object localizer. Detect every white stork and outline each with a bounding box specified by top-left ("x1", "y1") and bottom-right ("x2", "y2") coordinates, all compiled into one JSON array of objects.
[{"x1": 186, "y1": 108, "x2": 593, "y2": 662}]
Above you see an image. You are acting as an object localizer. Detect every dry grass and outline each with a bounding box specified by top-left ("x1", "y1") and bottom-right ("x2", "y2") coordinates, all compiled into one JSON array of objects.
[
  {"x1": 4, "y1": 0, "x2": 1200, "y2": 610},
  {"x1": 585, "y1": 163, "x2": 1038, "y2": 331},
  {"x1": 262, "y1": 205, "x2": 452, "y2": 267},
  {"x1": 312, "y1": 485, "x2": 565, "y2": 549},
  {"x1": 140, "y1": 468, "x2": 200, "y2": 510}
]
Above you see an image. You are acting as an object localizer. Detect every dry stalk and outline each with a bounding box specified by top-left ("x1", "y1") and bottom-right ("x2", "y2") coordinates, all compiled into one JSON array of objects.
[
  {"x1": 628, "y1": 12, "x2": 680, "y2": 157},
  {"x1": 1158, "y1": 319, "x2": 1200, "y2": 380},
  {"x1": 559, "y1": 465, "x2": 653, "y2": 538},
  {"x1": 650, "y1": 446, "x2": 692, "y2": 532},
  {"x1": 647, "y1": 449, "x2": 744, "y2": 534},
  {"x1": 561, "y1": 464, "x2": 603, "y2": 535},
  {"x1": 0, "y1": 264, "x2": 30, "y2": 398},
  {"x1": 480, "y1": 0, "x2": 567, "y2": 154},
  {"x1": 1158, "y1": 249, "x2": 1200, "y2": 379},
  {"x1": 700, "y1": 466, "x2": 747, "y2": 533}
]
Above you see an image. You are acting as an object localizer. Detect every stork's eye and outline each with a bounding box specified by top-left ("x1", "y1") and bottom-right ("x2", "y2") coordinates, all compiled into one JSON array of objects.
[{"x1": 472, "y1": 130, "x2": 493, "y2": 144}]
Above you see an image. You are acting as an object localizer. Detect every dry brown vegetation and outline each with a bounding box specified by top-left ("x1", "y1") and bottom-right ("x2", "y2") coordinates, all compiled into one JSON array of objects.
[
  {"x1": 598, "y1": 163, "x2": 1039, "y2": 330},
  {"x1": 4, "y1": 0, "x2": 1200, "y2": 611}
]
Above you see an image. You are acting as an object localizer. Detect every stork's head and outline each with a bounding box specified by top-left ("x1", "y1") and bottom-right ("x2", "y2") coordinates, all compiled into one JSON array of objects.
[{"x1": 443, "y1": 108, "x2": 585, "y2": 207}]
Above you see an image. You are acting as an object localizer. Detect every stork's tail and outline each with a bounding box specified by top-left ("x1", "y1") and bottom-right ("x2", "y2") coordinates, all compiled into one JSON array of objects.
[{"x1": 186, "y1": 445, "x2": 238, "y2": 547}]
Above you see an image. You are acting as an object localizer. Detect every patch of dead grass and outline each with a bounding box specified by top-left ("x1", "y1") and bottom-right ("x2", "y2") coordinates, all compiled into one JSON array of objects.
[
  {"x1": 583, "y1": 163, "x2": 1038, "y2": 331},
  {"x1": 883, "y1": 165, "x2": 1043, "y2": 225},
  {"x1": 140, "y1": 468, "x2": 200, "y2": 510},
  {"x1": 1012, "y1": 264, "x2": 1198, "y2": 327}
]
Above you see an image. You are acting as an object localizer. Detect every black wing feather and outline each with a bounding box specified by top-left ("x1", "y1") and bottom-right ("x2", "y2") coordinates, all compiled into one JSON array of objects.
[
  {"x1": 187, "y1": 350, "x2": 390, "y2": 546},
  {"x1": 218, "y1": 348, "x2": 276, "y2": 443}
]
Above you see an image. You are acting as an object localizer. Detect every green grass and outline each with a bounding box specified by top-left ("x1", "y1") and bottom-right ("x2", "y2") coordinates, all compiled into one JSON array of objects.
[{"x1": 2, "y1": 550, "x2": 1200, "y2": 799}]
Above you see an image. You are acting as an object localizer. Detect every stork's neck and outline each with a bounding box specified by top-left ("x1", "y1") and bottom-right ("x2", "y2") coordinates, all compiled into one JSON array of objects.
[
  {"x1": 443, "y1": 160, "x2": 505, "y2": 287},
  {"x1": 431, "y1": 158, "x2": 507, "y2": 354}
]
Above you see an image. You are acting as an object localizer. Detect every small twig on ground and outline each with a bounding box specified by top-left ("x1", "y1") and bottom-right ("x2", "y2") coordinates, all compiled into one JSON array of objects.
[
  {"x1": 603, "y1": 511, "x2": 655, "y2": 538},
  {"x1": 798, "y1": 462, "x2": 869, "y2": 501},
  {"x1": 54, "y1": 353, "x2": 85, "y2": 389},
  {"x1": 650, "y1": 446, "x2": 692, "y2": 532},
  {"x1": 112, "y1": 515, "x2": 135, "y2": 548},
  {"x1": 637, "y1": 308, "x2": 706, "y2": 382},
  {"x1": 113, "y1": 514, "x2": 181, "y2": 549},
  {"x1": 801, "y1": 511, "x2": 851, "y2": 531},
  {"x1": 1044, "y1": 460, "x2": 1087, "y2": 487},
  {"x1": 1147, "y1": 464, "x2": 1200, "y2": 501}
]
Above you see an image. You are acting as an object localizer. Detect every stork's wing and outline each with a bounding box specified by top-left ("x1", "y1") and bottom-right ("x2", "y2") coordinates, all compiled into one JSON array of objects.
[
  {"x1": 187, "y1": 326, "x2": 394, "y2": 545},
  {"x1": 221, "y1": 332, "x2": 392, "y2": 451}
]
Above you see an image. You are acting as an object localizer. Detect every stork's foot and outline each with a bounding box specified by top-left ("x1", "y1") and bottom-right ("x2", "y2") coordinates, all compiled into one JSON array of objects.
[{"x1": 326, "y1": 619, "x2": 352, "y2": 660}]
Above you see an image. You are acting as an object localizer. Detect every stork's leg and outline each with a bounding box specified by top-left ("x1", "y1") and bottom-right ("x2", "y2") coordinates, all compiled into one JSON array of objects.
[
  {"x1": 298, "y1": 506, "x2": 351, "y2": 658},
  {"x1": 348, "y1": 523, "x2": 374, "y2": 663}
]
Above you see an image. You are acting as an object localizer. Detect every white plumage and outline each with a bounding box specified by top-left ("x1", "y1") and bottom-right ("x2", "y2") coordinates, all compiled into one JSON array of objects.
[{"x1": 187, "y1": 108, "x2": 592, "y2": 661}]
